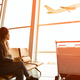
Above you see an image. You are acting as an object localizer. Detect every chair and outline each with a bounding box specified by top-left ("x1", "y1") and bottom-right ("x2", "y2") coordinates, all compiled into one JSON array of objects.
[
  {"x1": 9, "y1": 48, "x2": 37, "y2": 71},
  {"x1": 19, "y1": 48, "x2": 44, "y2": 75}
]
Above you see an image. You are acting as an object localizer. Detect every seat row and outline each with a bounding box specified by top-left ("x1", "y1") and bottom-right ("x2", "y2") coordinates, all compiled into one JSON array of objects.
[{"x1": 0, "y1": 48, "x2": 44, "y2": 80}]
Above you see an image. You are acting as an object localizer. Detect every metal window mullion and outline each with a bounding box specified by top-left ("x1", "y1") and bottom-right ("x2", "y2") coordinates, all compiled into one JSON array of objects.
[{"x1": 29, "y1": 0, "x2": 37, "y2": 60}]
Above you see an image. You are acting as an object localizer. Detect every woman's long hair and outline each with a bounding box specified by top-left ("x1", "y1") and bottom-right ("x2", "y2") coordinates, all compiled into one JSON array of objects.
[
  {"x1": 0, "y1": 27, "x2": 9, "y2": 40},
  {"x1": 0, "y1": 27, "x2": 10, "y2": 56}
]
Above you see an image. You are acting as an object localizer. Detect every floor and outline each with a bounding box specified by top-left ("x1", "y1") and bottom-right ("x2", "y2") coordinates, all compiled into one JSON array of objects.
[
  {"x1": 11, "y1": 53, "x2": 58, "y2": 80},
  {"x1": 31, "y1": 63, "x2": 58, "y2": 80}
]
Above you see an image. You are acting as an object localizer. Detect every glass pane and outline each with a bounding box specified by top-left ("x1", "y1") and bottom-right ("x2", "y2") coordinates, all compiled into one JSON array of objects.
[
  {"x1": 39, "y1": 0, "x2": 80, "y2": 24},
  {"x1": 37, "y1": 53, "x2": 57, "y2": 63},
  {"x1": 38, "y1": 23, "x2": 80, "y2": 51},
  {"x1": 8, "y1": 28, "x2": 30, "y2": 48},
  {"x1": 4, "y1": 0, "x2": 33, "y2": 28},
  {"x1": 0, "y1": 0, "x2": 2, "y2": 4}
]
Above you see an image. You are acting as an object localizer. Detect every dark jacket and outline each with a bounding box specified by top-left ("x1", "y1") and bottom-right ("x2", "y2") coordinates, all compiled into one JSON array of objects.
[
  {"x1": 0, "y1": 42, "x2": 22, "y2": 75},
  {"x1": 0, "y1": 42, "x2": 13, "y2": 66}
]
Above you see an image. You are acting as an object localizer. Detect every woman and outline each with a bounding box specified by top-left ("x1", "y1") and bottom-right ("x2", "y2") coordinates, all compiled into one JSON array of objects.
[{"x1": 0, "y1": 27, "x2": 38, "y2": 80}]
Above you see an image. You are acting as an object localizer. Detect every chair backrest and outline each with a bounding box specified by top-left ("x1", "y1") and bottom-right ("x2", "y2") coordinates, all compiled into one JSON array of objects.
[
  {"x1": 9, "y1": 48, "x2": 20, "y2": 58},
  {"x1": 19, "y1": 48, "x2": 31, "y2": 63},
  {"x1": 57, "y1": 47, "x2": 80, "y2": 55}
]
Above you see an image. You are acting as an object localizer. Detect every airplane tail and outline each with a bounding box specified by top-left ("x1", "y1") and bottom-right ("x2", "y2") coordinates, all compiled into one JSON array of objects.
[{"x1": 44, "y1": 5, "x2": 54, "y2": 12}]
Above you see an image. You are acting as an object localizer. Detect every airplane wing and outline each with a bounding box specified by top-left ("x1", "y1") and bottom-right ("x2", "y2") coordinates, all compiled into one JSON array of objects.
[
  {"x1": 60, "y1": 6, "x2": 74, "y2": 9},
  {"x1": 60, "y1": 6, "x2": 76, "y2": 12},
  {"x1": 44, "y1": 5, "x2": 54, "y2": 12}
]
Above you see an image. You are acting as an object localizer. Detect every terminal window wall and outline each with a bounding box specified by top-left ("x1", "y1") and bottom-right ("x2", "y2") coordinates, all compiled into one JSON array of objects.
[
  {"x1": 3, "y1": 0, "x2": 80, "y2": 53},
  {"x1": 3, "y1": 0, "x2": 33, "y2": 48},
  {"x1": 37, "y1": 0, "x2": 80, "y2": 52}
]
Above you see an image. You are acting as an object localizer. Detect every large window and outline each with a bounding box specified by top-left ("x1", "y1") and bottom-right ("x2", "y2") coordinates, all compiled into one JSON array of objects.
[
  {"x1": 3, "y1": 0, "x2": 33, "y2": 48},
  {"x1": 37, "y1": 0, "x2": 80, "y2": 52},
  {"x1": 2, "y1": 0, "x2": 80, "y2": 62},
  {"x1": 38, "y1": 23, "x2": 80, "y2": 51}
]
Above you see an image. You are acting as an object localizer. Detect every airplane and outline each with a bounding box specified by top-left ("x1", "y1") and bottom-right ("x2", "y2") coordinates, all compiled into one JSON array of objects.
[{"x1": 44, "y1": 3, "x2": 80, "y2": 14}]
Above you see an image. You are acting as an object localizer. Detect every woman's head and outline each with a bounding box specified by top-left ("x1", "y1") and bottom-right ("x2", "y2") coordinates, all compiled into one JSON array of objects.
[{"x1": 0, "y1": 27, "x2": 10, "y2": 40}]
